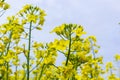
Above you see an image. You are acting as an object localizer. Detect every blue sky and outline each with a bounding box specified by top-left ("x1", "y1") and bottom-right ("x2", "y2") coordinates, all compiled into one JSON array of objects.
[{"x1": 4, "y1": 0, "x2": 120, "y2": 64}]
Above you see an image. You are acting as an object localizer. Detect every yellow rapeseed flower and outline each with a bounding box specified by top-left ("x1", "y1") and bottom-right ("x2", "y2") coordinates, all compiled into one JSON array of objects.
[{"x1": 114, "y1": 54, "x2": 120, "y2": 61}]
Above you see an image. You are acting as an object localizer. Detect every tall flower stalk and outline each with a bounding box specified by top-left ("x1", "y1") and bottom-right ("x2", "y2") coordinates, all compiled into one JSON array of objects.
[
  {"x1": 27, "y1": 21, "x2": 32, "y2": 80},
  {"x1": 17, "y1": 4, "x2": 46, "y2": 80},
  {"x1": 65, "y1": 25, "x2": 72, "y2": 66}
]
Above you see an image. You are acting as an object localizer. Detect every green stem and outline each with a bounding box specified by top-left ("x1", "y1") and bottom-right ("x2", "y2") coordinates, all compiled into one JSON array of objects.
[
  {"x1": 27, "y1": 22, "x2": 32, "y2": 80},
  {"x1": 39, "y1": 64, "x2": 45, "y2": 80},
  {"x1": 29, "y1": 58, "x2": 43, "y2": 73},
  {"x1": 6, "y1": 32, "x2": 12, "y2": 54},
  {"x1": 6, "y1": 62, "x2": 9, "y2": 80},
  {"x1": 65, "y1": 27, "x2": 72, "y2": 66},
  {"x1": 6, "y1": 31, "x2": 12, "y2": 80}
]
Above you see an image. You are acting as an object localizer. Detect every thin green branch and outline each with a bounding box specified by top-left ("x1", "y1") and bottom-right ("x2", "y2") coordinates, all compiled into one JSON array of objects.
[
  {"x1": 27, "y1": 21, "x2": 32, "y2": 80},
  {"x1": 6, "y1": 31, "x2": 12, "y2": 80},
  {"x1": 65, "y1": 26, "x2": 72, "y2": 66},
  {"x1": 38, "y1": 64, "x2": 45, "y2": 80},
  {"x1": 29, "y1": 58, "x2": 43, "y2": 73}
]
